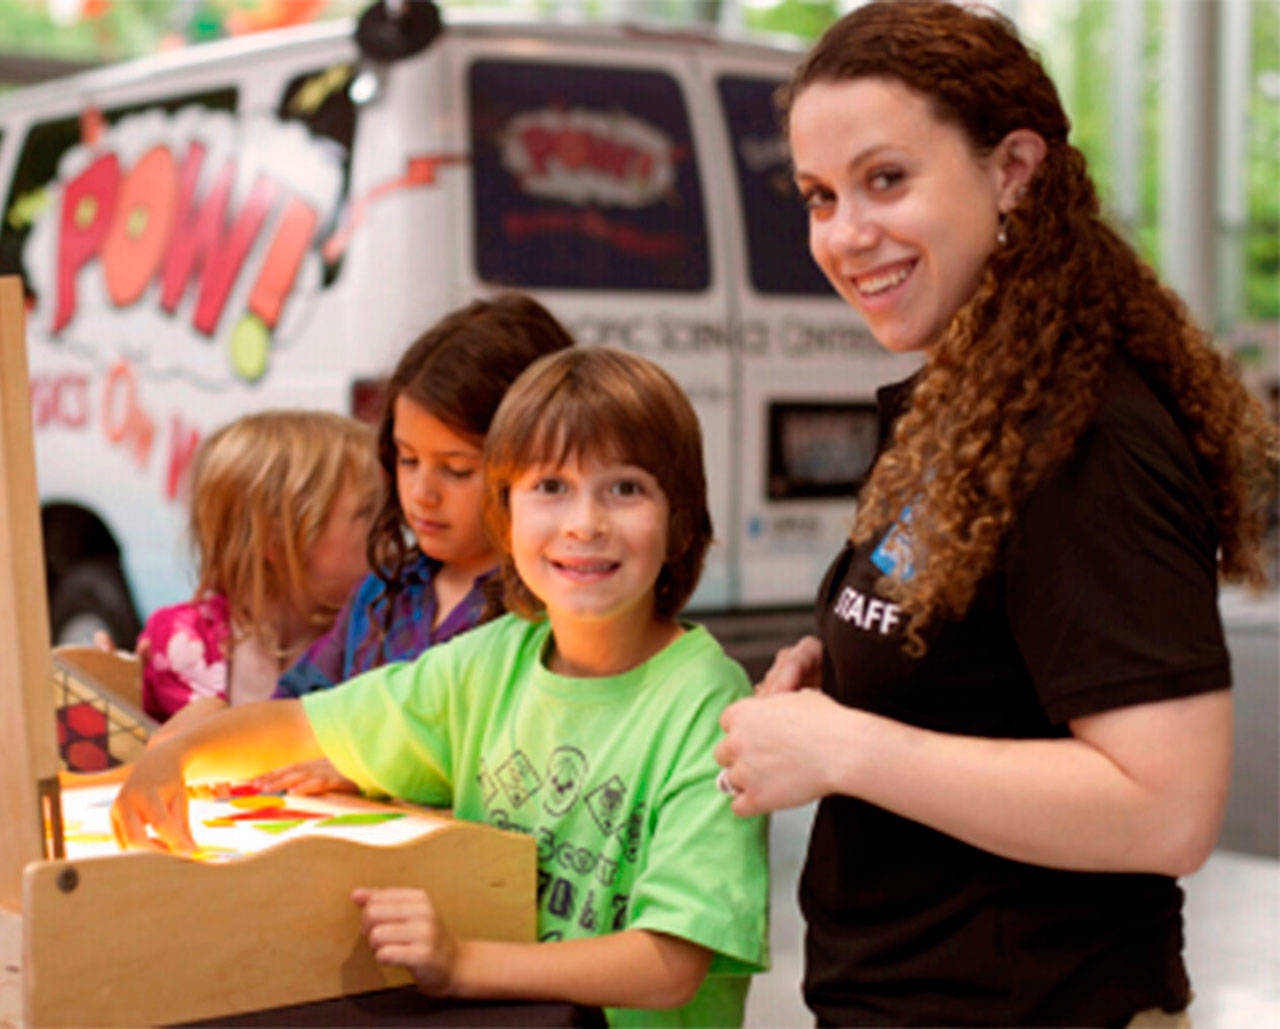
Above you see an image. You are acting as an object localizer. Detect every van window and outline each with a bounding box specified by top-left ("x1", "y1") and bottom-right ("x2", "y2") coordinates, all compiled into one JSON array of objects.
[
  {"x1": 469, "y1": 59, "x2": 710, "y2": 291},
  {"x1": 0, "y1": 89, "x2": 237, "y2": 300},
  {"x1": 767, "y1": 400, "x2": 878, "y2": 500},
  {"x1": 716, "y1": 75, "x2": 832, "y2": 297}
]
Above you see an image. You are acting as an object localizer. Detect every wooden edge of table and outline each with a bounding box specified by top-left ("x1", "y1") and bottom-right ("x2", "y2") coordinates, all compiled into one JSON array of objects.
[{"x1": 23, "y1": 817, "x2": 536, "y2": 1027}]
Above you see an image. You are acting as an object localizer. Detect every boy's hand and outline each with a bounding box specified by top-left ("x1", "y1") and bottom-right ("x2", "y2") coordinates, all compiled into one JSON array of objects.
[
  {"x1": 110, "y1": 744, "x2": 197, "y2": 853},
  {"x1": 253, "y1": 758, "x2": 358, "y2": 796},
  {"x1": 353, "y1": 887, "x2": 457, "y2": 994}
]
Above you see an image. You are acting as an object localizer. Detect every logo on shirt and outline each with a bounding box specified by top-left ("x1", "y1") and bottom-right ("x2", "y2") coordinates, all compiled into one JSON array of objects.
[
  {"x1": 544, "y1": 746, "x2": 588, "y2": 817},
  {"x1": 833, "y1": 586, "x2": 902, "y2": 635},
  {"x1": 871, "y1": 506, "x2": 915, "y2": 581},
  {"x1": 584, "y1": 775, "x2": 628, "y2": 836},
  {"x1": 495, "y1": 750, "x2": 542, "y2": 808},
  {"x1": 617, "y1": 801, "x2": 646, "y2": 862},
  {"x1": 476, "y1": 758, "x2": 499, "y2": 806}
]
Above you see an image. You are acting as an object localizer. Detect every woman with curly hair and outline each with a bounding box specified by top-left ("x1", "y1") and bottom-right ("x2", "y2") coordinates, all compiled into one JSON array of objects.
[{"x1": 714, "y1": 2, "x2": 1276, "y2": 1025}]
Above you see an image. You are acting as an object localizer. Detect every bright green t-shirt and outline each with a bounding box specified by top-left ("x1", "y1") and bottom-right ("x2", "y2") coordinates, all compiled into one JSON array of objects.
[{"x1": 303, "y1": 614, "x2": 769, "y2": 1027}]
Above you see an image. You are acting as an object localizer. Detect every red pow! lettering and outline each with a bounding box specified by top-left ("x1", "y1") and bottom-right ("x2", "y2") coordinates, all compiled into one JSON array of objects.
[
  {"x1": 55, "y1": 154, "x2": 120, "y2": 333},
  {"x1": 52, "y1": 136, "x2": 322, "y2": 346},
  {"x1": 518, "y1": 126, "x2": 655, "y2": 185},
  {"x1": 159, "y1": 143, "x2": 277, "y2": 335}
]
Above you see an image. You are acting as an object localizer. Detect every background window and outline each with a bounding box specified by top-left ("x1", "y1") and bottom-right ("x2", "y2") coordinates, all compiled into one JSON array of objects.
[
  {"x1": 767, "y1": 401, "x2": 878, "y2": 500},
  {"x1": 717, "y1": 75, "x2": 832, "y2": 297},
  {"x1": 469, "y1": 59, "x2": 709, "y2": 291}
]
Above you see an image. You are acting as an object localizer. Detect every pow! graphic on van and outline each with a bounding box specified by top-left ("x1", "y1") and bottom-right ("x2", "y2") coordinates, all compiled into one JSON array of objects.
[
  {"x1": 500, "y1": 108, "x2": 677, "y2": 209},
  {"x1": 25, "y1": 106, "x2": 344, "y2": 383}
]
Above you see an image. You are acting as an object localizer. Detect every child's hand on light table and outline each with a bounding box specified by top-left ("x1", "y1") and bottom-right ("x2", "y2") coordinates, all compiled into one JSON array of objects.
[
  {"x1": 110, "y1": 743, "x2": 197, "y2": 853},
  {"x1": 354, "y1": 887, "x2": 458, "y2": 995}
]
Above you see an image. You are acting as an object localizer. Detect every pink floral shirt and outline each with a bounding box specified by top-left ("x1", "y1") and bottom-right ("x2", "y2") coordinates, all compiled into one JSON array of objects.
[{"x1": 139, "y1": 594, "x2": 231, "y2": 722}]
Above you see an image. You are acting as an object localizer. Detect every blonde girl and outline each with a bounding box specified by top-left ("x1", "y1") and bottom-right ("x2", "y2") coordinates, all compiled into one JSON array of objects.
[{"x1": 140, "y1": 410, "x2": 378, "y2": 724}]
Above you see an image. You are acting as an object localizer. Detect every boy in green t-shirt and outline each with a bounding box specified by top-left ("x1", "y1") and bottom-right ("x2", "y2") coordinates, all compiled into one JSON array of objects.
[{"x1": 112, "y1": 347, "x2": 769, "y2": 1026}]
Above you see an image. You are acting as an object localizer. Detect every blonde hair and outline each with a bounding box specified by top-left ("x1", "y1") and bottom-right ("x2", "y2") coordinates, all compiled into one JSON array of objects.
[
  {"x1": 484, "y1": 347, "x2": 712, "y2": 621},
  {"x1": 189, "y1": 410, "x2": 378, "y2": 654}
]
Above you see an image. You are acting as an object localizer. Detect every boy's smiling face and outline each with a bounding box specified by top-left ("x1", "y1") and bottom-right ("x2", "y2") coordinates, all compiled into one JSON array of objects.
[{"x1": 508, "y1": 453, "x2": 670, "y2": 634}]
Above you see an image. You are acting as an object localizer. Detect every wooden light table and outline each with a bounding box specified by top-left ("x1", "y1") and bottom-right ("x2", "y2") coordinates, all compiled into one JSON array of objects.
[{"x1": 0, "y1": 277, "x2": 537, "y2": 1027}]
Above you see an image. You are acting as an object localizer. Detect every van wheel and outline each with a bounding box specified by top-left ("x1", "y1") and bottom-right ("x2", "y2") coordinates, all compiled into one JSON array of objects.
[{"x1": 49, "y1": 558, "x2": 141, "y2": 648}]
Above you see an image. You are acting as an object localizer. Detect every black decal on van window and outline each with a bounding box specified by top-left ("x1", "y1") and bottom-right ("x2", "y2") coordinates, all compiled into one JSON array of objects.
[
  {"x1": 767, "y1": 401, "x2": 879, "y2": 500},
  {"x1": 716, "y1": 76, "x2": 832, "y2": 297},
  {"x1": 468, "y1": 59, "x2": 709, "y2": 292}
]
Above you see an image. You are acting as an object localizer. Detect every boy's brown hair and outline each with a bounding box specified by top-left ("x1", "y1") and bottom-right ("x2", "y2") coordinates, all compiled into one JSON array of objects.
[
  {"x1": 484, "y1": 346, "x2": 712, "y2": 621},
  {"x1": 190, "y1": 410, "x2": 378, "y2": 653}
]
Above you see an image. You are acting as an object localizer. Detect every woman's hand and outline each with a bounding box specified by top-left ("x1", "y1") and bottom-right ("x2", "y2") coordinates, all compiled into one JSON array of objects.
[
  {"x1": 354, "y1": 887, "x2": 457, "y2": 995},
  {"x1": 252, "y1": 758, "x2": 358, "y2": 796},
  {"x1": 715, "y1": 688, "x2": 853, "y2": 816},
  {"x1": 755, "y1": 635, "x2": 824, "y2": 695},
  {"x1": 110, "y1": 743, "x2": 197, "y2": 853},
  {"x1": 714, "y1": 634, "x2": 835, "y2": 815}
]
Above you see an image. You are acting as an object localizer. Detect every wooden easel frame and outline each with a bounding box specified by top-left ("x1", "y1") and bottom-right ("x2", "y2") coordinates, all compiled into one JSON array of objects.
[
  {"x1": 0, "y1": 276, "x2": 61, "y2": 903},
  {"x1": 0, "y1": 277, "x2": 536, "y2": 1026}
]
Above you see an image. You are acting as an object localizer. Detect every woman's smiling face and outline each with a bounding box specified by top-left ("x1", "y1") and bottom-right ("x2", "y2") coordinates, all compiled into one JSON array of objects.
[{"x1": 790, "y1": 76, "x2": 1004, "y2": 354}]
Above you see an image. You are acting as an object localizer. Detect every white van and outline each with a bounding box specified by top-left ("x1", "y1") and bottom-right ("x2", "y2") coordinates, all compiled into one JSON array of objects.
[{"x1": 0, "y1": 0, "x2": 915, "y2": 644}]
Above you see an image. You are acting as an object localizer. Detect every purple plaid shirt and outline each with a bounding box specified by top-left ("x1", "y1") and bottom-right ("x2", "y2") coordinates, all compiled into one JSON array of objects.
[{"x1": 276, "y1": 554, "x2": 495, "y2": 697}]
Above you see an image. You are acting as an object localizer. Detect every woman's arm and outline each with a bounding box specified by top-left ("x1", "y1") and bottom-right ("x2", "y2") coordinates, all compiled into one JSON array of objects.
[
  {"x1": 716, "y1": 687, "x2": 1231, "y2": 876},
  {"x1": 355, "y1": 887, "x2": 711, "y2": 1009},
  {"x1": 111, "y1": 699, "x2": 323, "y2": 852}
]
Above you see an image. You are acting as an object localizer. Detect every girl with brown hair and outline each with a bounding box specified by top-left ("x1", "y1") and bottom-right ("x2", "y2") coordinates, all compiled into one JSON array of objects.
[
  {"x1": 275, "y1": 292, "x2": 574, "y2": 701},
  {"x1": 714, "y1": 2, "x2": 1275, "y2": 1025}
]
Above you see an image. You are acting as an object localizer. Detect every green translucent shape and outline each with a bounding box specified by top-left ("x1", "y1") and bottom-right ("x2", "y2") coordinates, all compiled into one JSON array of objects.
[
  {"x1": 251, "y1": 820, "x2": 306, "y2": 834},
  {"x1": 317, "y1": 813, "x2": 407, "y2": 827}
]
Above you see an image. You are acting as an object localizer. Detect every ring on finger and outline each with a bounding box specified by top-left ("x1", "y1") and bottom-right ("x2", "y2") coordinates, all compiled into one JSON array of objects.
[{"x1": 716, "y1": 768, "x2": 741, "y2": 797}]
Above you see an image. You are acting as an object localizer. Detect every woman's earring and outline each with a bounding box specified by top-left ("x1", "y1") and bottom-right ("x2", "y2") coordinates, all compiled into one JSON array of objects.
[{"x1": 996, "y1": 215, "x2": 1009, "y2": 247}]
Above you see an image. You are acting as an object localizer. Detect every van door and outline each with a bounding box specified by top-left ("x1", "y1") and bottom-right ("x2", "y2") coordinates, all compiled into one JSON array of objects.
[
  {"x1": 696, "y1": 55, "x2": 920, "y2": 607},
  {"x1": 446, "y1": 33, "x2": 737, "y2": 608}
]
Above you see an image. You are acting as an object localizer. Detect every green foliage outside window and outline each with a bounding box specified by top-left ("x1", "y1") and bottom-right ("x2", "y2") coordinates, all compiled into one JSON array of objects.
[{"x1": 1247, "y1": 1, "x2": 1279, "y2": 320}]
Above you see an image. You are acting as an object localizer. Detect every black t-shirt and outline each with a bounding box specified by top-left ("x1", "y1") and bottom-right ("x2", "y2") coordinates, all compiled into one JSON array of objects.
[{"x1": 801, "y1": 359, "x2": 1230, "y2": 1027}]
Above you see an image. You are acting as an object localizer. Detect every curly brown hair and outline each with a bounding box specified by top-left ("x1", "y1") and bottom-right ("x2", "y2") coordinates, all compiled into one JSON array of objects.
[{"x1": 786, "y1": 1, "x2": 1276, "y2": 652}]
